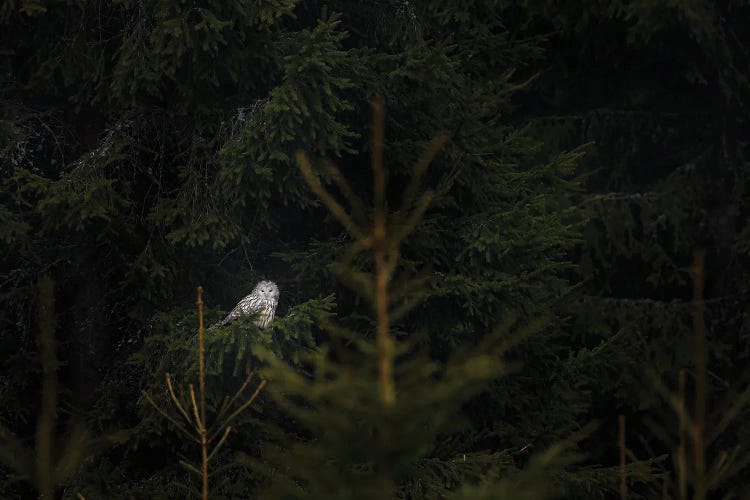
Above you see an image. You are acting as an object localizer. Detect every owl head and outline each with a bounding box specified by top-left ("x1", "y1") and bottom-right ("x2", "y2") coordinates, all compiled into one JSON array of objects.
[{"x1": 253, "y1": 280, "x2": 279, "y2": 306}]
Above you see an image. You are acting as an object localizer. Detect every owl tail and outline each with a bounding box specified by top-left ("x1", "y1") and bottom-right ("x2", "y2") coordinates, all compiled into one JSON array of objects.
[{"x1": 207, "y1": 314, "x2": 232, "y2": 331}]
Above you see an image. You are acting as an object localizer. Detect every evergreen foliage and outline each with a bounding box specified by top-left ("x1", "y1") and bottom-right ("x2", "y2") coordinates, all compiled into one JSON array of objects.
[
  {"x1": 511, "y1": 1, "x2": 750, "y2": 496},
  {"x1": 0, "y1": 0, "x2": 748, "y2": 498}
]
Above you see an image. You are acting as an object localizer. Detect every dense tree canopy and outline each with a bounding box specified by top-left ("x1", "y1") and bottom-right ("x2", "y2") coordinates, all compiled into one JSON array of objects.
[{"x1": 1, "y1": 1, "x2": 749, "y2": 498}]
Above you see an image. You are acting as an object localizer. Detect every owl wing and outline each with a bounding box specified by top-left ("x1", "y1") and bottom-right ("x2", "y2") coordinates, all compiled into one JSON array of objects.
[{"x1": 208, "y1": 294, "x2": 263, "y2": 330}]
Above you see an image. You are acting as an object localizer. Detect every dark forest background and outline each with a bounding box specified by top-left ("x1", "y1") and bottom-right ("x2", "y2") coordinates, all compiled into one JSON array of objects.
[{"x1": 1, "y1": 0, "x2": 749, "y2": 498}]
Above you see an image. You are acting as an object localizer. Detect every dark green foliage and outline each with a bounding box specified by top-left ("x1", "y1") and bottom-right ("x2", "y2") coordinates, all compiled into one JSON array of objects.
[
  {"x1": 509, "y1": 0, "x2": 750, "y2": 496},
  {"x1": 0, "y1": 278, "x2": 90, "y2": 499},
  {"x1": 1, "y1": 0, "x2": 748, "y2": 498}
]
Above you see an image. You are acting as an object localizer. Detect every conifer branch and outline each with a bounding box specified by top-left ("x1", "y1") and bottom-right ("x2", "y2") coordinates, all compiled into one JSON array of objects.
[
  {"x1": 645, "y1": 369, "x2": 696, "y2": 432},
  {"x1": 36, "y1": 277, "x2": 56, "y2": 500},
  {"x1": 708, "y1": 385, "x2": 750, "y2": 443},
  {"x1": 215, "y1": 380, "x2": 267, "y2": 432},
  {"x1": 692, "y1": 249, "x2": 707, "y2": 500},
  {"x1": 165, "y1": 373, "x2": 192, "y2": 427},
  {"x1": 179, "y1": 460, "x2": 202, "y2": 477},
  {"x1": 678, "y1": 371, "x2": 688, "y2": 500},
  {"x1": 197, "y1": 286, "x2": 207, "y2": 433},
  {"x1": 189, "y1": 384, "x2": 201, "y2": 430},
  {"x1": 322, "y1": 158, "x2": 367, "y2": 221},
  {"x1": 398, "y1": 133, "x2": 448, "y2": 215},
  {"x1": 396, "y1": 191, "x2": 434, "y2": 242},
  {"x1": 216, "y1": 396, "x2": 231, "y2": 421},
  {"x1": 207, "y1": 426, "x2": 232, "y2": 462},
  {"x1": 619, "y1": 415, "x2": 627, "y2": 500},
  {"x1": 141, "y1": 391, "x2": 196, "y2": 441},
  {"x1": 371, "y1": 98, "x2": 386, "y2": 208},
  {"x1": 296, "y1": 151, "x2": 364, "y2": 241},
  {"x1": 143, "y1": 286, "x2": 265, "y2": 500},
  {"x1": 219, "y1": 372, "x2": 255, "y2": 420}
]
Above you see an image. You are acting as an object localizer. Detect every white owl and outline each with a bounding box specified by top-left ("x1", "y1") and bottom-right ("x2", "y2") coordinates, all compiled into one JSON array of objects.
[{"x1": 208, "y1": 280, "x2": 279, "y2": 330}]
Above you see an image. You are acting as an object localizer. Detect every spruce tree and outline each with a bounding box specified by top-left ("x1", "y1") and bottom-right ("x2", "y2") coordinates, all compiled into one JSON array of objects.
[{"x1": 250, "y1": 99, "x2": 580, "y2": 499}]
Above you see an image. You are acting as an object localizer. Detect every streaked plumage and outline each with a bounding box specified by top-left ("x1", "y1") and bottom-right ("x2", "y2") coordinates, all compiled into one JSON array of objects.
[{"x1": 209, "y1": 280, "x2": 279, "y2": 330}]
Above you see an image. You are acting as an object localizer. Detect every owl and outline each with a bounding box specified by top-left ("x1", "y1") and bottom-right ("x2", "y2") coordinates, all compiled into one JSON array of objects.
[{"x1": 208, "y1": 280, "x2": 279, "y2": 330}]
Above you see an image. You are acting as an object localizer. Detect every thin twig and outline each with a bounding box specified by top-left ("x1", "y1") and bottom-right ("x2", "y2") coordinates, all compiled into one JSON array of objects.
[
  {"x1": 36, "y1": 277, "x2": 56, "y2": 500},
  {"x1": 398, "y1": 133, "x2": 448, "y2": 214},
  {"x1": 165, "y1": 373, "x2": 193, "y2": 427},
  {"x1": 197, "y1": 286, "x2": 209, "y2": 500},
  {"x1": 217, "y1": 380, "x2": 267, "y2": 430},
  {"x1": 206, "y1": 427, "x2": 232, "y2": 463},
  {"x1": 678, "y1": 370, "x2": 688, "y2": 500},
  {"x1": 221, "y1": 373, "x2": 255, "y2": 419},
  {"x1": 142, "y1": 391, "x2": 196, "y2": 441},
  {"x1": 296, "y1": 152, "x2": 364, "y2": 240},
  {"x1": 619, "y1": 415, "x2": 627, "y2": 500},
  {"x1": 322, "y1": 158, "x2": 367, "y2": 219},
  {"x1": 216, "y1": 396, "x2": 231, "y2": 422},
  {"x1": 189, "y1": 384, "x2": 201, "y2": 430},
  {"x1": 692, "y1": 249, "x2": 707, "y2": 500}
]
